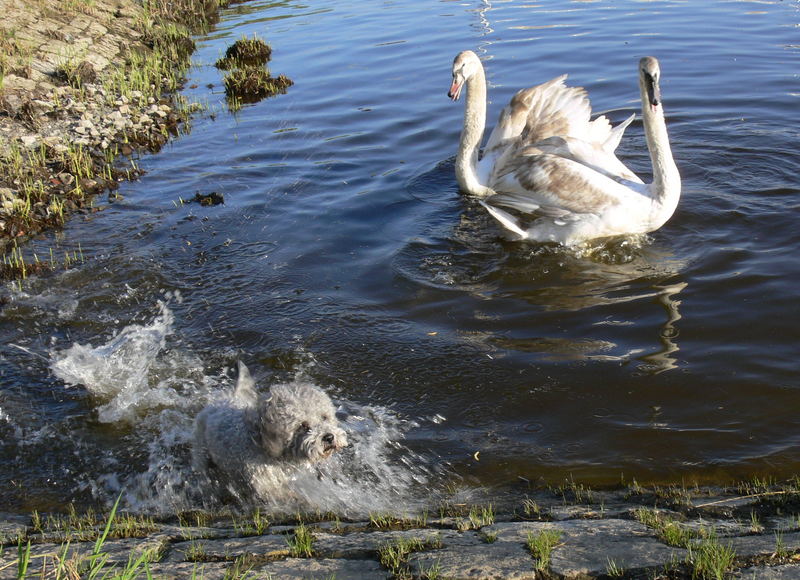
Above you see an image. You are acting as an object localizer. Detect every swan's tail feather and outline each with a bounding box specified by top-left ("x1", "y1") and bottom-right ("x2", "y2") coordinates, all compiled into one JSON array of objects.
[
  {"x1": 604, "y1": 113, "x2": 636, "y2": 152},
  {"x1": 479, "y1": 200, "x2": 529, "y2": 240}
]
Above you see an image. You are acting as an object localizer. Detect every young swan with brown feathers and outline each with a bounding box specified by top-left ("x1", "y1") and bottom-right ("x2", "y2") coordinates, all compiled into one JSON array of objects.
[{"x1": 192, "y1": 362, "x2": 348, "y2": 492}]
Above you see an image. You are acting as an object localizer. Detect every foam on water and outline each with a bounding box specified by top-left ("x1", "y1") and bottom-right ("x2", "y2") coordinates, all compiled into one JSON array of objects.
[{"x1": 49, "y1": 301, "x2": 445, "y2": 516}]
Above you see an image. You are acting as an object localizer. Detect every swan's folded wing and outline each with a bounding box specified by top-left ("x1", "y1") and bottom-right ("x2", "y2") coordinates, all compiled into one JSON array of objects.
[
  {"x1": 491, "y1": 153, "x2": 647, "y2": 216},
  {"x1": 532, "y1": 136, "x2": 643, "y2": 184}
]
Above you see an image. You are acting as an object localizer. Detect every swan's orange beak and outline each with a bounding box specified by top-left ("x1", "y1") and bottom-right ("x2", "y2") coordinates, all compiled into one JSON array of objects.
[{"x1": 448, "y1": 77, "x2": 463, "y2": 101}]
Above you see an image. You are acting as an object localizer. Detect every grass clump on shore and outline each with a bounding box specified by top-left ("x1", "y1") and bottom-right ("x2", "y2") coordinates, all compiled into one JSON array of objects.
[
  {"x1": 14, "y1": 496, "x2": 161, "y2": 579},
  {"x1": 378, "y1": 535, "x2": 443, "y2": 579},
  {"x1": 526, "y1": 528, "x2": 563, "y2": 571},
  {"x1": 216, "y1": 34, "x2": 293, "y2": 111},
  {"x1": 215, "y1": 34, "x2": 272, "y2": 69},
  {"x1": 30, "y1": 502, "x2": 159, "y2": 543},
  {"x1": 686, "y1": 533, "x2": 737, "y2": 580},
  {"x1": 633, "y1": 507, "x2": 697, "y2": 548},
  {"x1": 368, "y1": 510, "x2": 429, "y2": 531},
  {"x1": 0, "y1": 0, "x2": 225, "y2": 258},
  {"x1": 286, "y1": 523, "x2": 314, "y2": 557},
  {"x1": 223, "y1": 67, "x2": 292, "y2": 102},
  {"x1": 455, "y1": 504, "x2": 494, "y2": 531}
]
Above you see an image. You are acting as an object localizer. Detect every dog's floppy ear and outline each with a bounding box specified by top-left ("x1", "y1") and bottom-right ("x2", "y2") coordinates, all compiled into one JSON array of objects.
[{"x1": 233, "y1": 361, "x2": 259, "y2": 406}]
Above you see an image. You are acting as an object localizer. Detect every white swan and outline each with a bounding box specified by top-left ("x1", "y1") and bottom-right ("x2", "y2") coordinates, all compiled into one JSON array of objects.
[{"x1": 449, "y1": 52, "x2": 680, "y2": 245}]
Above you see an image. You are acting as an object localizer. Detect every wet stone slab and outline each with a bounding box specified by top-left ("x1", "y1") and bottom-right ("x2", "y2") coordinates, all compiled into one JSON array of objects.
[
  {"x1": 254, "y1": 557, "x2": 388, "y2": 579},
  {"x1": 485, "y1": 519, "x2": 687, "y2": 577},
  {"x1": 164, "y1": 534, "x2": 290, "y2": 563},
  {"x1": 408, "y1": 541, "x2": 538, "y2": 580},
  {"x1": 708, "y1": 530, "x2": 800, "y2": 559},
  {"x1": 312, "y1": 528, "x2": 466, "y2": 559},
  {"x1": 145, "y1": 561, "x2": 230, "y2": 580},
  {"x1": 734, "y1": 563, "x2": 800, "y2": 579}
]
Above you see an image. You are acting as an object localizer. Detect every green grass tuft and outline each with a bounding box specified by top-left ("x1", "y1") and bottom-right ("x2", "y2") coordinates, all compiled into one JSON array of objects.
[
  {"x1": 526, "y1": 528, "x2": 562, "y2": 571},
  {"x1": 216, "y1": 34, "x2": 271, "y2": 69},
  {"x1": 287, "y1": 523, "x2": 314, "y2": 557}
]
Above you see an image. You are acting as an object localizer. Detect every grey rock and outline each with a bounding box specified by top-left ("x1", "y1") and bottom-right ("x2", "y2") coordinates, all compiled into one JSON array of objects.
[
  {"x1": 682, "y1": 518, "x2": 754, "y2": 537},
  {"x1": 144, "y1": 561, "x2": 229, "y2": 580},
  {"x1": 164, "y1": 534, "x2": 290, "y2": 563},
  {"x1": 409, "y1": 542, "x2": 537, "y2": 580},
  {"x1": 20, "y1": 134, "x2": 39, "y2": 148},
  {"x1": 486, "y1": 519, "x2": 687, "y2": 577},
  {"x1": 713, "y1": 531, "x2": 800, "y2": 559},
  {"x1": 254, "y1": 557, "x2": 389, "y2": 579},
  {"x1": 158, "y1": 524, "x2": 236, "y2": 541},
  {"x1": 0, "y1": 516, "x2": 28, "y2": 542},
  {"x1": 313, "y1": 528, "x2": 449, "y2": 559},
  {"x1": 734, "y1": 563, "x2": 800, "y2": 579}
]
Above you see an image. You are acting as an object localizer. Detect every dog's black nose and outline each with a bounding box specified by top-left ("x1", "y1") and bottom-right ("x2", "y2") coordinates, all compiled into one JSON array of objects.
[{"x1": 322, "y1": 433, "x2": 335, "y2": 445}]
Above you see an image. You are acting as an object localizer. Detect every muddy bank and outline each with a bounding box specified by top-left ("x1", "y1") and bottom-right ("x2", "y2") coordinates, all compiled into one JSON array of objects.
[{"x1": 0, "y1": 0, "x2": 224, "y2": 258}]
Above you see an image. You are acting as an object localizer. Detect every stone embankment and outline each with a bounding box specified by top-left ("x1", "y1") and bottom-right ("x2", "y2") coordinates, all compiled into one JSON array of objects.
[
  {"x1": 1, "y1": 485, "x2": 799, "y2": 578},
  {"x1": 0, "y1": 0, "x2": 215, "y2": 252}
]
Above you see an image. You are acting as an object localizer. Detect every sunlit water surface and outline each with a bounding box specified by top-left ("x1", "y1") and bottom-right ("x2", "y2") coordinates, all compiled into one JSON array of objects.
[{"x1": 1, "y1": 0, "x2": 799, "y2": 516}]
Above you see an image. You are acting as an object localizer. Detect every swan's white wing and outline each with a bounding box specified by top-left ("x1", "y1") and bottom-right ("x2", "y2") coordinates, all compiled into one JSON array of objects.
[
  {"x1": 518, "y1": 79, "x2": 595, "y2": 145},
  {"x1": 532, "y1": 136, "x2": 643, "y2": 184},
  {"x1": 484, "y1": 75, "x2": 570, "y2": 153},
  {"x1": 491, "y1": 152, "x2": 650, "y2": 217},
  {"x1": 482, "y1": 79, "x2": 637, "y2": 190}
]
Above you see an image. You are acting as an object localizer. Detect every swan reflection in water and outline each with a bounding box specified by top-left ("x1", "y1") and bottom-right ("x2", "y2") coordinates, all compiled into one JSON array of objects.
[{"x1": 446, "y1": 235, "x2": 690, "y2": 376}]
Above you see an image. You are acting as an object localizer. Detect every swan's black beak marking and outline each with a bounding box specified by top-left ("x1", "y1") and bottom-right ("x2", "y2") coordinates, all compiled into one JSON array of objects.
[{"x1": 645, "y1": 72, "x2": 661, "y2": 109}]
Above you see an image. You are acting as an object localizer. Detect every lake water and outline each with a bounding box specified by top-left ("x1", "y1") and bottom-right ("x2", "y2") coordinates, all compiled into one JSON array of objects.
[{"x1": 1, "y1": 0, "x2": 798, "y2": 516}]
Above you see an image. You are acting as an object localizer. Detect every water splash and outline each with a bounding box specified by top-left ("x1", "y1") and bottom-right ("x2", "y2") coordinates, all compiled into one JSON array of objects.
[
  {"x1": 49, "y1": 301, "x2": 445, "y2": 516},
  {"x1": 51, "y1": 301, "x2": 180, "y2": 424}
]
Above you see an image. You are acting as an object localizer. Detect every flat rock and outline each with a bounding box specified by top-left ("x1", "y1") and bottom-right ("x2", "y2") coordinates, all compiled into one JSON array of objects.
[
  {"x1": 145, "y1": 561, "x2": 230, "y2": 580},
  {"x1": 734, "y1": 563, "x2": 800, "y2": 579},
  {"x1": 408, "y1": 541, "x2": 537, "y2": 580},
  {"x1": 313, "y1": 528, "x2": 459, "y2": 559},
  {"x1": 164, "y1": 534, "x2": 290, "y2": 563},
  {"x1": 485, "y1": 519, "x2": 686, "y2": 577},
  {"x1": 714, "y1": 531, "x2": 800, "y2": 559},
  {"x1": 0, "y1": 515, "x2": 28, "y2": 542},
  {"x1": 254, "y1": 557, "x2": 388, "y2": 579}
]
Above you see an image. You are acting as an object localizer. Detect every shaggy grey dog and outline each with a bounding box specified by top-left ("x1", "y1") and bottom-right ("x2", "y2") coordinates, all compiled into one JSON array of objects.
[{"x1": 192, "y1": 362, "x2": 348, "y2": 494}]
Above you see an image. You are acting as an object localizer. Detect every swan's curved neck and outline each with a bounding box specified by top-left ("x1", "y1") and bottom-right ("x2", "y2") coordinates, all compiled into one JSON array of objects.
[
  {"x1": 641, "y1": 87, "x2": 681, "y2": 224},
  {"x1": 456, "y1": 66, "x2": 492, "y2": 196}
]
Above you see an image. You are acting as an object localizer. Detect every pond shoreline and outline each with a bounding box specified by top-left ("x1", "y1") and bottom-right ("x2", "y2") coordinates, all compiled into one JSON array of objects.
[
  {"x1": 1, "y1": 483, "x2": 799, "y2": 578},
  {"x1": 0, "y1": 0, "x2": 223, "y2": 262}
]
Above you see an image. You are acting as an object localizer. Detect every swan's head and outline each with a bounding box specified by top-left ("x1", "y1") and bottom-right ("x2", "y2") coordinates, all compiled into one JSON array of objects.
[
  {"x1": 639, "y1": 56, "x2": 662, "y2": 113},
  {"x1": 449, "y1": 50, "x2": 481, "y2": 101}
]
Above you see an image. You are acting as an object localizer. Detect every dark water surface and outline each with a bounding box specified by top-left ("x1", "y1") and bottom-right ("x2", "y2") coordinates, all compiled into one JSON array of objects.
[{"x1": 1, "y1": 0, "x2": 799, "y2": 515}]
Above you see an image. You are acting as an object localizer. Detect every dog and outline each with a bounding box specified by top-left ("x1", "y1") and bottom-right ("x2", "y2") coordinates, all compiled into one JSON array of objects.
[{"x1": 192, "y1": 362, "x2": 348, "y2": 495}]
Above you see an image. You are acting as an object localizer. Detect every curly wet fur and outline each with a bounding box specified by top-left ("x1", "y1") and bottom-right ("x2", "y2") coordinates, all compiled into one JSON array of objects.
[{"x1": 192, "y1": 362, "x2": 348, "y2": 492}]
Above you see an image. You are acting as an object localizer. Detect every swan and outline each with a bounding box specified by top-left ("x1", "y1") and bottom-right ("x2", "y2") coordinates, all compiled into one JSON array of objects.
[{"x1": 449, "y1": 52, "x2": 680, "y2": 245}]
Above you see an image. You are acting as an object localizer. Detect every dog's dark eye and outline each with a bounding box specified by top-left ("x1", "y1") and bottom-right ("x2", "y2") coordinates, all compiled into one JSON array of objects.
[
  {"x1": 300, "y1": 422, "x2": 311, "y2": 433},
  {"x1": 321, "y1": 414, "x2": 329, "y2": 421}
]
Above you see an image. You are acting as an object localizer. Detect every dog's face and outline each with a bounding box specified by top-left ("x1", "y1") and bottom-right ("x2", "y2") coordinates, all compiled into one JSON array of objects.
[{"x1": 258, "y1": 382, "x2": 348, "y2": 462}]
